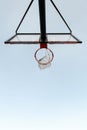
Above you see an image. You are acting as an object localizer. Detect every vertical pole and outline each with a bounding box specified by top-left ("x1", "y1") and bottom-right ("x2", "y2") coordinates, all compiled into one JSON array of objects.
[{"x1": 38, "y1": 0, "x2": 47, "y2": 42}]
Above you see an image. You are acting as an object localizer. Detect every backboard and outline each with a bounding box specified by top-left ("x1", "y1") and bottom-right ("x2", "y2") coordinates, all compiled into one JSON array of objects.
[{"x1": 5, "y1": 33, "x2": 82, "y2": 44}]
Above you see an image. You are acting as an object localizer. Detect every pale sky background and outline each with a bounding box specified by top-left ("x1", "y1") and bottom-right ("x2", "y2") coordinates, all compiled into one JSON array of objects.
[{"x1": 0, "y1": 0, "x2": 87, "y2": 130}]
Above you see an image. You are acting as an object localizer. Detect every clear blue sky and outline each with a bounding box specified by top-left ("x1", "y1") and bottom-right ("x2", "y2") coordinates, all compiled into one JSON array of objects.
[{"x1": 0, "y1": 0, "x2": 87, "y2": 130}]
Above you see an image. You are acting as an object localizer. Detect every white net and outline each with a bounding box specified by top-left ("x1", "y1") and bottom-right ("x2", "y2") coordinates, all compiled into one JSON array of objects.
[{"x1": 38, "y1": 55, "x2": 51, "y2": 69}]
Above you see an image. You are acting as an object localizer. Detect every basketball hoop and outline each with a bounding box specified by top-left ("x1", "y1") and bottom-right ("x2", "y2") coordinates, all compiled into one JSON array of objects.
[
  {"x1": 34, "y1": 44, "x2": 54, "y2": 69},
  {"x1": 5, "y1": 0, "x2": 82, "y2": 69}
]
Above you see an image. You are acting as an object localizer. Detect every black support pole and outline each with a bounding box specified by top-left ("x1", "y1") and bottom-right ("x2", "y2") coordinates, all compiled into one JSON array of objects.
[{"x1": 38, "y1": 0, "x2": 47, "y2": 42}]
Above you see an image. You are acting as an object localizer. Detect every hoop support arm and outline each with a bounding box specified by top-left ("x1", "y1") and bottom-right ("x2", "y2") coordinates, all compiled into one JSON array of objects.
[
  {"x1": 15, "y1": 0, "x2": 34, "y2": 34},
  {"x1": 50, "y1": 0, "x2": 72, "y2": 34}
]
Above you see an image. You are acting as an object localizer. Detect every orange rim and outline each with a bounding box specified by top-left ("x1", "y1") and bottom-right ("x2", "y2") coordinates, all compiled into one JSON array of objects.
[{"x1": 34, "y1": 48, "x2": 54, "y2": 65}]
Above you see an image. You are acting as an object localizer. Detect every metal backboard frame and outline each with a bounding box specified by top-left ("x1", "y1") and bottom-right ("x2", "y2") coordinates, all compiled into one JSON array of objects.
[
  {"x1": 5, "y1": 0, "x2": 82, "y2": 44},
  {"x1": 5, "y1": 33, "x2": 82, "y2": 44}
]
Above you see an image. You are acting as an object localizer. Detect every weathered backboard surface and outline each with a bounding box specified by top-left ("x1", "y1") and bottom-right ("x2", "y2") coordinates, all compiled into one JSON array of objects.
[{"x1": 5, "y1": 33, "x2": 82, "y2": 44}]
